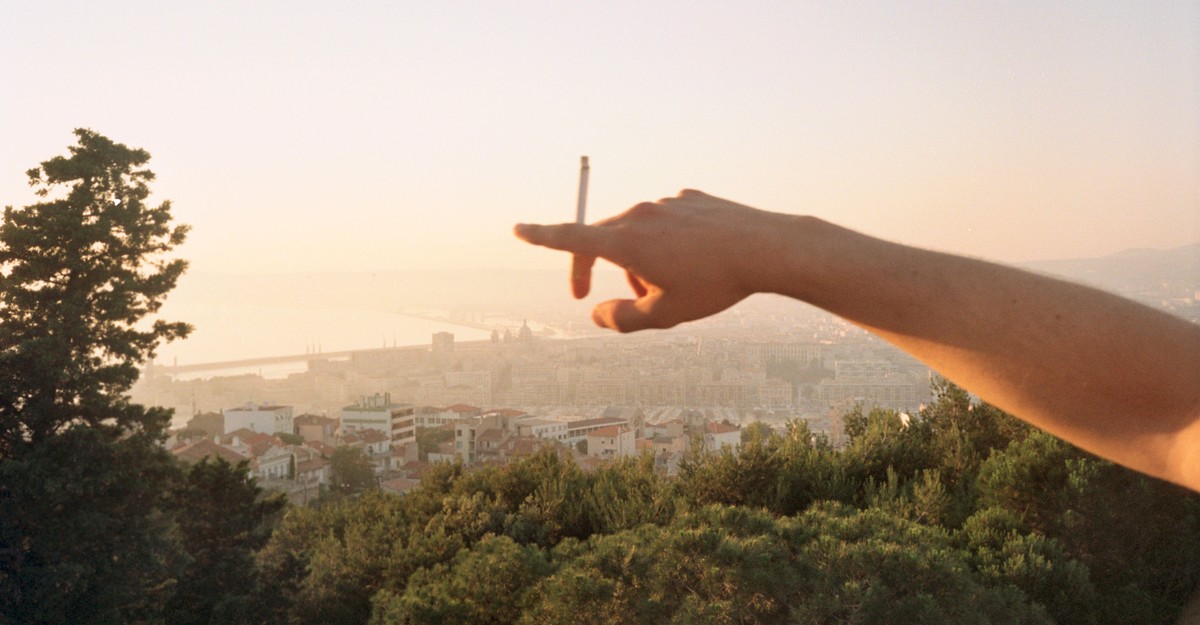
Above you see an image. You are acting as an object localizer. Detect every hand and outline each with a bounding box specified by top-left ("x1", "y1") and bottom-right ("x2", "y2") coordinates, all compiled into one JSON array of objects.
[{"x1": 514, "y1": 189, "x2": 794, "y2": 332}]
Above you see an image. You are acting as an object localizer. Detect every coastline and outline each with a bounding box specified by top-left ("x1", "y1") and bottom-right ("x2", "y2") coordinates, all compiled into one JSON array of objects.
[{"x1": 149, "y1": 306, "x2": 499, "y2": 379}]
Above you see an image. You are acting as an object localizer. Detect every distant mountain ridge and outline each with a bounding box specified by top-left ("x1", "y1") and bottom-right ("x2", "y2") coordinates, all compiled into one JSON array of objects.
[{"x1": 1021, "y1": 242, "x2": 1199, "y2": 298}]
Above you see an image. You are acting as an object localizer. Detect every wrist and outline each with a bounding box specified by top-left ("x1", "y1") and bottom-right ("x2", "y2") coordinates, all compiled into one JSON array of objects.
[{"x1": 746, "y1": 213, "x2": 830, "y2": 300}]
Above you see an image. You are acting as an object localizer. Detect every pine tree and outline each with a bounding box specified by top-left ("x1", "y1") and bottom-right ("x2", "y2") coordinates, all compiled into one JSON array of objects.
[{"x1": 0, "y1": 130, "x2": 191, "y2": 623}]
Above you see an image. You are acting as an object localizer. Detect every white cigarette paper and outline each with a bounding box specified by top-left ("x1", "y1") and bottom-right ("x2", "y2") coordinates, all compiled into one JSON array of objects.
[{"x1": 575, "y1": 156, "x2": 589, "y2": 224}]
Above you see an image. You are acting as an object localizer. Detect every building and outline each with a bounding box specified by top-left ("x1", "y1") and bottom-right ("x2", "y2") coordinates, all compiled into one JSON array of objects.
[
  {"x1": 587, "y1": 425, "x2": 636, "y2": 459},
  {"x1": 508, "y1": 362, "x2": 568, "y2": 406},
  {"x1": 293, "y1": 446, "x2": 330, "y2": 486},
  {"x1": 171, "y1": 438, "x2": 245, "y2": 466},
  {"x1": 554, "y1": 416, "x2": 631, "y2": 445},
  {"x1": 759, "y1": 378, "x2": 795, "y2": 409},
  {"x1": 432, "y1": 332, "x2": 454, "y2": 365},
  {"x1": 816, "y1": 375, "x2": 924, "y2": 410},
  {"x1": 813, "y1": 361, "x2": 928, "y2": 411},
  {"x1": 414, "y1": 404, "x2": 480, "y2": 428},
  {"x1": 516, "y1": 418, "x2": 568, "y2": 442},
  {"x1": 455, "y1": 412, "x2": 502, "y2": 464},
  {"x1": 339, "y1": 393, "x2": 416, "y2": 451},
  {"x1": 294, "y1": 413, "x2": 338, "y2": 445},
  {"x1": 223, "y1": 404, "x2": 293, "y2": 435},
  {"x1": 750, "y1": 342, "x2": 825, "y2": 367},
  {"x1": 454, "y1": 410, "x2": 523, "y2": 464},
  {"x1": 185, "y1": 411, "x2": 224, "y2": 437},
  {"x1": 252, "y1": 444, "x2": 293, "y2": 481},
  {"x1": 416, "y1": 372, "x2": 492, "y2": 408},
  {"x1": 703, "y1": 421, "x2": 742, "y2": 452}
]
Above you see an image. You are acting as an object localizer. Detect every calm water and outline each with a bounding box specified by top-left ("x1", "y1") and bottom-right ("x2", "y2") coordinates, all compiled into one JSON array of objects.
[{"x1": 152, "y1": 303, "x2": 493, "y2": 376}]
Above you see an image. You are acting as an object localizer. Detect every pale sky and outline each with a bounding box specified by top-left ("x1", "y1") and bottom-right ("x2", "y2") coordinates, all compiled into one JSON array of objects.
[{"x1": 2, "y1": 1, "x2": 1197, "y2": 275}]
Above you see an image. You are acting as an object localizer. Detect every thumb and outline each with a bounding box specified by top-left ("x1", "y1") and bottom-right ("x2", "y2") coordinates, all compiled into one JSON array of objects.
[{"x1": 592, "y1": 292, "x2": 684, "y2": 333}]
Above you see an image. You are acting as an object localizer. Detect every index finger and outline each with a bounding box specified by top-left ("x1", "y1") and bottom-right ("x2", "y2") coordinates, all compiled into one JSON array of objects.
[{"x1": 513, "y1": 223, "x2": 611, "y2": 258}]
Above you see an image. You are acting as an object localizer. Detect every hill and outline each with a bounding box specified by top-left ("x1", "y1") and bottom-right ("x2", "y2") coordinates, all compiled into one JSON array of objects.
[{"x1": 1022, "y1": 243, "x2": 1200, "y2": 301}]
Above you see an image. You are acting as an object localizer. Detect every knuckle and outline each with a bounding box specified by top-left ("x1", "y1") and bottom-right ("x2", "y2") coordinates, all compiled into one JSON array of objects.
[{"x1": 626, "y1": 202, "x2": 659, "y2": 218}]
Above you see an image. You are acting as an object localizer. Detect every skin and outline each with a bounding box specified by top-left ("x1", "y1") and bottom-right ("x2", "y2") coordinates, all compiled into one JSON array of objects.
[{"x1": 514, "y1": 189, "x2": 1200, "y2": 491}]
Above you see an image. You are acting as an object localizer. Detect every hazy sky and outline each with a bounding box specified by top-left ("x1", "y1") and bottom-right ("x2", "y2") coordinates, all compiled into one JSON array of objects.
[{"x1": 2, "y1": 1, "x2": 1197, "y2": 275}]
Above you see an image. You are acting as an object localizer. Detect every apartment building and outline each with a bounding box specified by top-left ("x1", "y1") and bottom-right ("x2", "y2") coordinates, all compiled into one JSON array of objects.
[{"x1": 223, "y1": 404, "x2": 293, "y2": 435}]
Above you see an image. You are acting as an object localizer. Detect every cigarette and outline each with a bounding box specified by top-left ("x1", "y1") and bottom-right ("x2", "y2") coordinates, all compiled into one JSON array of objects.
[{"x1": 575, "y1": 156, "x2": 589, "y2": 225}]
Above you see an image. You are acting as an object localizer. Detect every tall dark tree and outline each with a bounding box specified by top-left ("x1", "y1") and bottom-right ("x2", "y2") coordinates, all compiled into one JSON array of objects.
[
  {"x1": 0, "y1": 128, "x2": 189, "y2": 449},
  {"x1": 0, "y1": 130, "x2": 191, "y2": 623},
  {"x1": 166, "y1": 457, "x2": 285, "y2": 625}
]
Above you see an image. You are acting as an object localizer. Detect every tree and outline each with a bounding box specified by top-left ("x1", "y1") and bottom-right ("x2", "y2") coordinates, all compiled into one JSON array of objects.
[
  {"x1": 166, "y1": 457, "x2": 286, "y2": 625},
  {"x1": 371, "y1": 535, "x2": 553, "y2": 625},
  {"x1": 0, "y1": 129, "x2": 189, "y2": 450},
  {"x1": 329, "y1": 445, "x2": 379, "y2": 495},
  {"x1": 0, "y1": 130, "x2": 191, "y2": 623},
  {"x1": 414, "y1": 426, "x2": 453, "y2": 462}
]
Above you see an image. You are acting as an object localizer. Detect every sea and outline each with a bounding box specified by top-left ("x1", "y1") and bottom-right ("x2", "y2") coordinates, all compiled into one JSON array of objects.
[{"x1": 151, "y1": 303, "x2": 494, "y2": 380}]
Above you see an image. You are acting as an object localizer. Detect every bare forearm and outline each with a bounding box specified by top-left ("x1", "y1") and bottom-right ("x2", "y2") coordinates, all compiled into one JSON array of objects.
[
  {"x1": 514, "y1": 190, "x2": 1200, "y2": 489},
  {"x1": 771, "y1": 216, "x2": 1200, "y2": 487}
]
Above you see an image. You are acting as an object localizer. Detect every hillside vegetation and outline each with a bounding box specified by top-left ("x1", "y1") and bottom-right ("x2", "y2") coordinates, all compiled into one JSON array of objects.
[{"x1": 253, "y1": 382, "x2": 1200, "y2": 625}]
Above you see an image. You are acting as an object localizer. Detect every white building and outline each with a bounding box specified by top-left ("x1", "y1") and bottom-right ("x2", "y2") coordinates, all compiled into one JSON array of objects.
[
  {"x1": 252, "y1": 444, "x2": 293, "y2": 481},
  {"x1": 703, "y1": 421, "x2": 742, "y2": 452},
  {"x1": 546, "y1": 416, "x2": 630, "y2": 445},
  {"x1": 223, "y1": 404, "x2": 293, "y2": 435},
  {"x1": 339, "y1": 393, "x2": 416, "y2": 450},
  {"x1": 516, "y1": 418, "x2": 568, "y2": 442},
  {"x1": 587, "y1": 425, "x2": 636, "y2": 459}
]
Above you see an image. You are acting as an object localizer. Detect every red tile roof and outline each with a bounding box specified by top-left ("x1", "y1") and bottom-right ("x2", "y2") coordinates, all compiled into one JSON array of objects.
[
  {"x1": 705, "y1": 422, "x2": 740, "y2": 435},
  {"x1": 296, "y1": 457, "x2": 329, "y2": 473},
  {"x1": 360, "y1": 429, "x2": 390, "y2": 443},
  {"x1": 588, "y1": 425, "x2": 630, "y2": 438},
  {"x1": 569, "y1": 416, "x2": 628, "y2": 430},
  {"x1": 172, "y1": 439, "x2": 245, "y2": 465}
]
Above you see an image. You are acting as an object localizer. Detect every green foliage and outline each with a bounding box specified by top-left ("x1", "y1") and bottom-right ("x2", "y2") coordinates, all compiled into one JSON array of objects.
[
  {"x1": 976, "y1": 431, "x2": 1081, "y2": 534},
  {"x1": 788, "y1": 502, "x2": 1051, "y2": 624},
  {"x1": 523, "y1": 507, "x2": 806, "y2": 625},
  {"x1": 840, "y1": 406, "x2": 935, "y2": 491},
  {"x1": 0, "y1": 129, "x2": 190, "y2": 451},
  {"x1": 772, "y1": 419, "x2": 855, "y2": 514},
  {"x1": 960, "y1": 507, "x2": 1098, "y2": 625},
  {"x1": 165, "y1": 456, "x2": 286, "y2": 625},
  {"x1": 740, "y1": 420, "x2": 773, "y2": 443},
  {"x1": 1056, "y1": 461, "x2": 1200, "y2": 623},
  {"x1": 0, "y1": 427, "x2": 184, "y2": 624},
  {"x1": 329, "y1": 445, "x2": 380, "y2": 496},
  {"x1": 371, "y1": 535, "x2": 552, "y2": 625},
  {"x1": 275, "y1": 431, "x2": 303, "y2": 445},
  {"x1": 679, "y1": 429, "x2": 782, "y2": 510},
  {"x1": 0, "y1": 131, "x2": 192, "y2": 624},
  {"x1": 250, "y1": 381, "x2": 1200, "y2": 625},
  {"x1": 175, "y1": 426, "x2": 209, "y2": 440},
  {"x1": 414, "y1": 427, "x2": 454, "y2": 461},
  {"x1": 580, "y1": 455, "x2": 678, "y2": 535}
]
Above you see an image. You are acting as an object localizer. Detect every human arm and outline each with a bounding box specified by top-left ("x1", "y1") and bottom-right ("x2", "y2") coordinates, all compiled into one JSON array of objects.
[{"x1": 514, "y1": 190, "x2": 1200, "y2": 490}]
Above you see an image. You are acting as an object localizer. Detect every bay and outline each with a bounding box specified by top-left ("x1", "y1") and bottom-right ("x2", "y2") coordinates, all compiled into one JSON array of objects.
[{"x1": 152, "y1": 303, "x2": 493, "y2": 378}]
